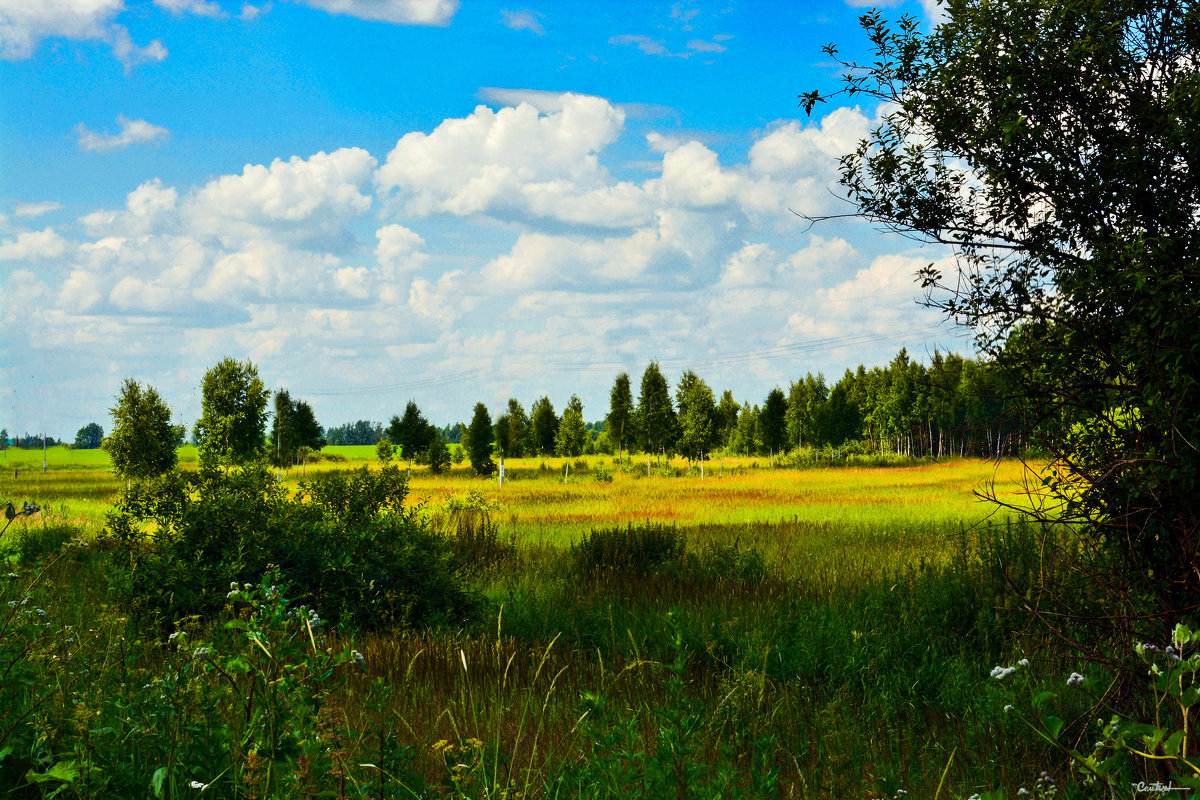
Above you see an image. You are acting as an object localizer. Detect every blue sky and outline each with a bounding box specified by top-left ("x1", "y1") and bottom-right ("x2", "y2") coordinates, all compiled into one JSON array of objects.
[{"x1": 0, "y1": 0, "x2": 964, "y2": 436}]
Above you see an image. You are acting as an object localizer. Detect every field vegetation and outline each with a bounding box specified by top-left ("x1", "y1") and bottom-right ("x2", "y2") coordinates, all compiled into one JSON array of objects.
[{"x1": 1, "y1": 444, "x2": 1083, "y2": 799}]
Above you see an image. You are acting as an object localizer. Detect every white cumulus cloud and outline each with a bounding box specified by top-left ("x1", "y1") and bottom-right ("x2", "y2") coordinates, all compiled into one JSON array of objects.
[
  {"x1": 77, "y1": 115, "x2": 170, "y2": 153},
  {"x1": 377, "y1": 94, "x2": 640, "y2": 227},
  {"x1": 0, "y1": 0, "x2": 166, "y2": 67},
  {"x1": 0, "y1": 228, "x2": 71, "y2": 261},
  {"x1": 290, "y1": 0, "x2": 459, "y2": 25}
]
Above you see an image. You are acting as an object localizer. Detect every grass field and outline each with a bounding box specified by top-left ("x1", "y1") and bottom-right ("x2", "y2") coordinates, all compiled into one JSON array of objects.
[{"x1": 0, "y1": 447, "x2": 1071, "y2": 799}]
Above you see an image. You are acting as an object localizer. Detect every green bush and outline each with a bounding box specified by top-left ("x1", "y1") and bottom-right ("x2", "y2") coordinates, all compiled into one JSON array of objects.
[{"x1": 103, "y1": 463, "x2": 480, "y2": 630}]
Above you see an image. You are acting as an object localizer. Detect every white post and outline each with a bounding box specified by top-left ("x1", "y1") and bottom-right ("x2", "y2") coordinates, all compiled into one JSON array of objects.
[
  {"x1": 499, "y1": 455, "x2": 505, "y2": 487},
  {"x1": 42, "y1": 434, "x2": 46, "y2": 474}
]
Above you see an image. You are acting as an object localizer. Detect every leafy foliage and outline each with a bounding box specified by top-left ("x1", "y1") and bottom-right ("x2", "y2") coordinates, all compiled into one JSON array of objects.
[
  {"x1": 103, "y1": 463, "x2": 479, "y2": 630},
  {"x1": 193, "y1": 358, "x2": 270, "y2": 472},
  {"x1": 72, "y1": 422, "x2": 103, "y2": 450},
  {"x1": 808, "y1": 1, "x2": 1200, "y2": 623},
  {"x1": 102, "y1": 379, "x2": 184, "y2": 482}
]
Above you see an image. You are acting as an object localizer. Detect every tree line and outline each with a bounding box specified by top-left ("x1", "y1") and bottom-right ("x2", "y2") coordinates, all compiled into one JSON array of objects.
[{"x1": 45, "y1": 346, "x2": 1026, "y2": 482}]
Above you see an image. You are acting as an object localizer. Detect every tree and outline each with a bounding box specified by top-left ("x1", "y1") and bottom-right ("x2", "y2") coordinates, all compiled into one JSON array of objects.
[
  {"x1": 427, "y1": 431, "x2": 451, "y2": 474},
  {"x1": 376, "y1": 437, "x2": 394, "y2": 464},
  {"x1": 194, "y1": 358, "x2": 270, "y2": 471},
  {"x1": 730, "y1": 403, "x2": 760, "y2": 457},
  {"x1": 505, "y1": 398, "x2": 529, "y2": 457},
  {"x1": 0, "y1": 427, "x2": 8, "y2": 452},
  {"x1": 74, "y1": 422, "x2": 104, "y2": 450},
  {"x1": 463, "y1": 403, "x2": 496, "y2": 476},
  {"x1": 529, "y1": 396, "x2": 558, "y2": 466},
  {"x1": 270, "y1": 391, "x2": 324, "y2": 468},
  {"x1": 675, "y1": 370, "x2": 716, "y2": 463},
  {"x1": 760, "y1": 388, "x2": 787, "y2": 458},
  {"x1": 104, "y1": 379, "x2": 184, "y2": 482},
  {"x1": 607, "y1": 372, "x2": 634, "y2": 461},
  {"x1": 555, "y1": 395, "x2": 588, "y2": 459},
  {"x1": 324, "y1": 420, "x2": 383, "y2": 446},
  {"x1": 387, "y1": 401, "x2": 434, "y2": 470},
  {"x1": 636, "y1": 362, "x2": 676, "y2": 460},
  {"x1": 715, "y1": 391, "x2": 740, "y2": 451},
  {"x1": 807, "y1": 4, "x2": 1200, "y2": 624}
]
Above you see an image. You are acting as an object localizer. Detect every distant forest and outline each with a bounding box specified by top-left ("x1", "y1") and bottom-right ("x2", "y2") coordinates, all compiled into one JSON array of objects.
[
  {"x1": 327, "y1": 346, "x2": 1026, "y2": 462},
  {"x1": 3, "y1": 347, "x2": 1029, "y2": 463}
]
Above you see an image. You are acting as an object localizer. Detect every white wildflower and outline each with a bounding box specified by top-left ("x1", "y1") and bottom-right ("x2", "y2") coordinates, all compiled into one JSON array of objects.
[
  {"x1": 1067, "y1": 672, "x2": 1085, "y2": 687},
  {"x1": 1017, "y1": 658, "x2": 1029, "y2": 668}
]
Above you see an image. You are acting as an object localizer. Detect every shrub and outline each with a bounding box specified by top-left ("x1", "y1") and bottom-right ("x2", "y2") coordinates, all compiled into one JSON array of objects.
[{"x1": 103, "y1": 464, "x2": 480, "y2": 630}]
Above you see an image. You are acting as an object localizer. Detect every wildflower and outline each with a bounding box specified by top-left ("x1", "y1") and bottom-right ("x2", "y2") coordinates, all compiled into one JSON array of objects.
[
  {"x1": 190, "y1": 780, "x2": 209, "y2": 790},
  {"x1": 1018, "y1": 789, "x2": 1029, "y2": 797},
  {"x1": 23, "y1": 503, "x2": 40, "y2": 514},
  {"x1": 1067, "y1": 672, "x2": 1085, "y2": 687},
  {"x1": 1018, "y1": 658, "x2": 1030, "y2": 668},
  {"x1": 193, "y1": 646, "x2": 211, "y2": 660},
  {"x1": 226, "y1": 590, "x2": 240, "y2": 599},
  {"x1": 1003, "y1": 704, "x2": 1015, "y2": 713},
  {"x1": 990, "y1": 665, "x2": 1017, "y2": 680},
  {"x1": 230, "y1": 581, "x2": 239, "y2": 590},
  {"x1": 352, "y1": 649, "x2": 365, "y2": 667}
]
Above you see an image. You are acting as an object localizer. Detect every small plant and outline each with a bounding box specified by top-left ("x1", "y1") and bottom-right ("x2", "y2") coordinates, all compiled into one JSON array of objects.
[
  {"x1": 984, "y1": 624, "x2": 1200, "y2": 799},
  {"x1": 591, "y1": 463, "x2": 613, "y2": 483}
]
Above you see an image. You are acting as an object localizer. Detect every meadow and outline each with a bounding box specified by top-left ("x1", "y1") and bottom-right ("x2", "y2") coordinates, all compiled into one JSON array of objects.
[{"x1": 0, "y1": 447, "x2": 1076, "y2": 799}]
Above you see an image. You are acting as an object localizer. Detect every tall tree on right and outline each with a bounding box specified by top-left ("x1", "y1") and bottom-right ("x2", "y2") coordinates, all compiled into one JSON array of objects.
[{"x1": 806, "y1": 3, "x2": 1200, "y2": 621}]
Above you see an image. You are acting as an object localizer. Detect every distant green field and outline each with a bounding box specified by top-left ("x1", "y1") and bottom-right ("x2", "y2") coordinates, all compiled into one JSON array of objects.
[{"x1": 1, "y1": 444, "x2": 1037, "y2": 582}]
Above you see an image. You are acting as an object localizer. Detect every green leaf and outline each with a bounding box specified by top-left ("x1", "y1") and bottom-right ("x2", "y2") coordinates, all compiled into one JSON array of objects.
[
  {"x1": 151, "y1": 766, "x2": 168, "y2": 799},
  {"x1": 1032, "y1": 691, "x2": 1057, "y2": 711},
  {"x1": 25, "y1": 760, "x2": 79, "y2": 784},
  {"x1": 1183, "y1": 685, "x2": 1200, "y2": 708},
  {"x1": 1164, "y1": 730, "x2": 1186, "y2": 757},
  {"x1": 4, "y1": 503, "x2": 14, "y2": 521},
  {"x1": 1045, "y1": 715, "x2": 1063, "y2": 740}
]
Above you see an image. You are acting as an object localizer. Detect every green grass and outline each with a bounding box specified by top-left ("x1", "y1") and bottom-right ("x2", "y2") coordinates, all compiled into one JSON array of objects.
[{"x1": 0, "y1": 451, "x2": 1073, "y2": 799}]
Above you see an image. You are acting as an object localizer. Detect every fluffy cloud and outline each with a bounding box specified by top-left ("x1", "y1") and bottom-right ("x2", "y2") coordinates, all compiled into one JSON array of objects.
[
  {"x1": 189, "y1": 148, "x2": 376, "y2": 247},
  {"x1": 0, "y1": 0, "x2": 166, "y2": 66},
  {"x1": 77, "y1": 115, "x2": 170, "y2": 153},
  {"x1": 0, "y1": 228, "x2": 71, "y2": 261},
  {"x1": 81, "y1": 178, "x2": 179, "y2": 237},
  {"x1": 378, "y1": 94, "x2": 642, "y2": 227},
  {"x1": 5, "y1": 100, "x2": 961, "y2": 430},
  {"x1": 290, "y1": 0, "x2": 459, "y2": 25},
  {"x1": 375, "y1": 224, "x2": 426, "y2": 274}
]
